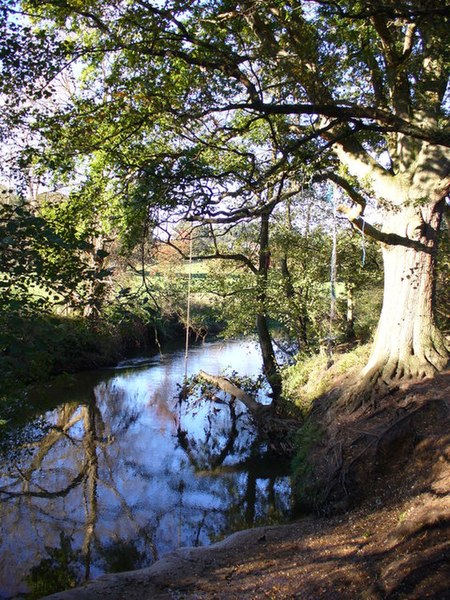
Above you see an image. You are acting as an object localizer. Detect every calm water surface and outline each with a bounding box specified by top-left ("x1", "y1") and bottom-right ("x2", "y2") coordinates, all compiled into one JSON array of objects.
[{"x1": 0, "y1": 340, "x2": 293, "y2": 598}]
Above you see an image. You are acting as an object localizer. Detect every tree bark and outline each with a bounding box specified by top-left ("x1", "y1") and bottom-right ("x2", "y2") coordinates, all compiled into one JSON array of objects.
[
  {"x1": 348, "y1": 201, "x2": 448, "y2": 408},
  {"x1": 198, "y1": 370, "x2": 264, "y2": 414},
  {"x1": 257, "y1": 211, "x2": 282, "y2": 402},
  {"x1": 256, "y1": 313, "x2": 282, "y2": 402},
  {"x1": 280, "y1": 255, "x2": 308, "y2": 348}
]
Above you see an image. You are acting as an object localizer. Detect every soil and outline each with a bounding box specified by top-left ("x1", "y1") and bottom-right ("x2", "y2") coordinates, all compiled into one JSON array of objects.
[{"x1": 43, "y1": 371, "x2": 450, "y2": 600}]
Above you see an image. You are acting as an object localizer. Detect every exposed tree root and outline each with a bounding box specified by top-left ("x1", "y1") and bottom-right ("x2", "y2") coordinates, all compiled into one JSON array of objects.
[
  {"x1": 300, "y1": 372, "x2": 450, "y2": 514},
  {"x1": 338, "y1": 350, "x2": 448, "y2": 414},
  {"x1": 324, "y1": 403, "x2": 421, "y2": 502},
  {"x1": 335, "y1": 369, "x2": 392, "y2": 415}
]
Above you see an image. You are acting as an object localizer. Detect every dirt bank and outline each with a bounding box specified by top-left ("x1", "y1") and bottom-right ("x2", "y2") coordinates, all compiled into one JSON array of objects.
[{"x1": 42, "y1": 372, "x2": 450, "y2": 599}]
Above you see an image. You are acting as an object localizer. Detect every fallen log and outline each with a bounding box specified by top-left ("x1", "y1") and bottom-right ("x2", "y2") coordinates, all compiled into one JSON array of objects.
[
  {"x1": 198, "y1": 370, "x2": 265, "y2": 414},
  {"x1": 198, "y1": 370, "x2": 301, "y2": 455}
]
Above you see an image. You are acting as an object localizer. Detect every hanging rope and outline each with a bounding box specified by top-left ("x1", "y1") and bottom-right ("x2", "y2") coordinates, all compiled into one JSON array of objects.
[
  {"x1": 184, "y1": 233, "x2": 193, "y2": 385},
  {"x1": 361, "y1": 217, "x2": 366, "y2": 267}
]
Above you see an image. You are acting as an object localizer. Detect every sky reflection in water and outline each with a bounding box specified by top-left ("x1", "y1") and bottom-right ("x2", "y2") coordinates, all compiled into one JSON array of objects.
[{"x1": 0, "y1": 340, "x2": 293, "y2": 598}]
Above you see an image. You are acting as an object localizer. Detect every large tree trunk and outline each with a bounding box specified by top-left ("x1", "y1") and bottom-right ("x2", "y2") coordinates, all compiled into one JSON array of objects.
[
  {"x1": 256, "y1": 313, "x2": 282, "y2": 402},
  {"x1": 257, "y1": 211, "x2": 282, "y2": 403},
  {"x1": 349, "y1": 201, "x2": 448, "y2": 408}
]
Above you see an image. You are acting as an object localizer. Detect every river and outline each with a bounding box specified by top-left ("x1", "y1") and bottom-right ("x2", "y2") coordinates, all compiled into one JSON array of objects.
[{"x1": 0, "y1": 339, "x2": 293, "y2": 598}]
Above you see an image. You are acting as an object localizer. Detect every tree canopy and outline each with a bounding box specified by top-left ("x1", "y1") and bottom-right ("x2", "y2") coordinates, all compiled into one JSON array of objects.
[{"x1": 1, "y1": 0, "x2": 449, "y2": 403}]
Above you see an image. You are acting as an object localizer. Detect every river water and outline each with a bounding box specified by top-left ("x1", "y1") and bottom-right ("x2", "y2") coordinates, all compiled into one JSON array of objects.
[{"x1": 0, "y1": 339, "x2": 293, "y2": 598}]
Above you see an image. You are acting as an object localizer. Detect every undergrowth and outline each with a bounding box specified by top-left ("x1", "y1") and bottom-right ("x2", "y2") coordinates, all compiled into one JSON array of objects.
[
  {"x1": 291, "y1": 419, "x2": 324, "y2": 512},
  {"x1": 282, "y1": 343, "x2": 372, "y2": 415},
  {"x1": 284, "y1": 344, "x2": 372, "y2": 511}
]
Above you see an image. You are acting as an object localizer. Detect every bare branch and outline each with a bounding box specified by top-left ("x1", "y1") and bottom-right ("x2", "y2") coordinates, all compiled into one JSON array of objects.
[
  {"x1": 162, "y1": 237, "x2": 258, "y2": 274},
  {"x1": 222, "y1": 101, "x2": 449, "y2": 147},
  {"x1": 337, "y1": 205, "x2": 431, "y2": 251},
  {"x1": 314, "y1": 172, "x2": 367, "y2": 211}
]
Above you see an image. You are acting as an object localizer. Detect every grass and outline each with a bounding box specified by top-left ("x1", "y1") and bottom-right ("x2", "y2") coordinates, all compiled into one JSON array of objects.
[{"x1": 282, "y1": 343, "x2": 372, "y2": 415}]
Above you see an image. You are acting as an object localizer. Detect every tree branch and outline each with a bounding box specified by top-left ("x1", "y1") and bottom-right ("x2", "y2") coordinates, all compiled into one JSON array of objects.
[
  {"x1": 337, "y1": 205, "x2": 431, "y2": 252},
  {"x1": 223, "y1": 101, "x2": 449, "y2": 147},
  {"x1": 311, "y1": 1, "x2": 450, "y2": 20},
  {"x1": 198, "y1": 370, "x2": 262, "y2": 413},
  {"x1": 163, "y1": 237, "x2": 258, "y2": 274},
  {"x1": 313, "y1": 172, "x2": 367, "y2": 211}
]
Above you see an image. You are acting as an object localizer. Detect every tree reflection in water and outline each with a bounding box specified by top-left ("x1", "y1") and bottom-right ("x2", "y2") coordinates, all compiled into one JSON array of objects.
[{"x1": 0, "y1": 340, "x2": 292, "y2": 598}]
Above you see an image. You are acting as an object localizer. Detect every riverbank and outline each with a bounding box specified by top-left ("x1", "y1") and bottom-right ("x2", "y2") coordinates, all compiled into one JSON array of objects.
[
  {"x1": 0, "y1": 310, "x2": 201, "y2": 420},
  {"x1": 1, "y1": 299, "x2": 224, "y2": 406},
  {"x1": 41, "y1": 369, "x2": 450, "y2": 599}
]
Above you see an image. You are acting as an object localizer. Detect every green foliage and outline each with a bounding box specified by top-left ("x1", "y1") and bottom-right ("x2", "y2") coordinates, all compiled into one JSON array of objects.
[
  {"x1": 199, "y1": 203, "x2": 382, "y2": 355},
  {"x1": 0, "y1": 196, "x2": 114, "y2": 317},
  {"x1": 0, "y1": 188, "x2": 161, "y2": 399},
  {"x1": 0, "y1": 198, "x2": 216, "y2": 403},
  {"x1": 282, "y1": 343, "x2": 372, "y2": 412},
  {"x1": 207, "y1": 268, "x2": 260, "y2": 339},
  {"x1": 0, "y1": 288, "x2": 169, "y2": 408},
  {"x1": 351, "y1": 285, "x2": 383, "y2": 341},
  {"x1": 1, "y1": 312, "x2": 114, "y2": 388},
  {"x1": 0, "y1": 196, "x2": 119, "y2": 396},
  {"x1": 269, "y1": 216, "x2": 333, "y2": 348},
  {"x1": 99, "y1": 539, "x2": 146, "y2": 574},
  {"x1": 0, "y1": 193, "x2": 118, "y2": 391},
  {"x1": 25, "y1": 533, "x2": 80, "y2": 599},
  {"x1": 291, "y1": 419, "x2": 324, "y2": 510},
  {"x1": 436, "y1": 219, "x2": 449, "y2": 332},
  {"x1": 0, "y1": 0, "x2": 446, "y2": 404},
  {"x1": 282, "y1": 353, "x2": 329, "y2": 413}
]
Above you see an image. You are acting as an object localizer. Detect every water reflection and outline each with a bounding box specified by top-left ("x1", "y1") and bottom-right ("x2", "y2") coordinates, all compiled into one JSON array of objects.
[{"x1": 0, "y1": 340, "x2": 292, "y2": 598}]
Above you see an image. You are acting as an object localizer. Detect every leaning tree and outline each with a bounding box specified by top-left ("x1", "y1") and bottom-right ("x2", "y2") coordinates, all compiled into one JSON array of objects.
[{"x1": 3, "y1": 0, "x2": 449, "y2": 403}]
